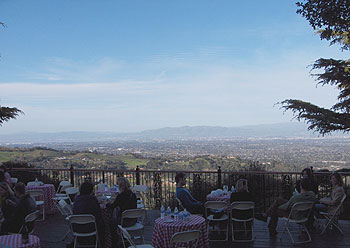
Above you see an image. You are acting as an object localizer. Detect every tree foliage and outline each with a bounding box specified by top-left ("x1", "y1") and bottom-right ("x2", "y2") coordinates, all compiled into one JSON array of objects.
[
  {"x1": 0, "y1": 106, "x2": 24, "y2": 126},
  {"x1": 0, "y1": 22, "x2": 24, "y2": 126},
  {"x1": 281, "y1": 0, "x2": 350, "y2": 135}
]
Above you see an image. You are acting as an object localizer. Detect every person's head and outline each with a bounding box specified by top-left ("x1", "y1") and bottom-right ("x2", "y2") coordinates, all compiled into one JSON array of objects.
[
  {"x1": 80, "y1": 181, "x2": 94, "y2": 195},
  {"x1": 175, "y1": 172, "x2": 186, "y2": 186},
  {"x1": 0, "y1": 165, "x2": 6, "y2": 173},
  {"x1": 235, "y1": 179, "x2": 249, "y2": 192},
  {"x1": 117, "y1": 177, "x2": 131, "y2": 193},
  {"x1": 301, "y1": 168, "x2": 313, "y2": 180},
  {"x1": 0, "y1": 182, "x2": 10, "y2": 197},
  {"x1": 14, "y1": 182, "x2": 26, "y2": 197},
  {"x1": 300, "y1": 178, "x2": 311, "y2": 192},
  {"x1": 331, "y1": 172, "x2": 343, "y2": 187}
]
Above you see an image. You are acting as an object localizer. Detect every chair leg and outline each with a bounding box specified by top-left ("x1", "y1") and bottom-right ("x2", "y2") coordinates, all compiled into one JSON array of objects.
[{"x1": 321, "y1": 216, "x2": 332, "y2": 235}]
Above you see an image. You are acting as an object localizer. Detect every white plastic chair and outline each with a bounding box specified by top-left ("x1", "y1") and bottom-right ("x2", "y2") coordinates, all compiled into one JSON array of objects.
[
  {"x1": 280, "y1": 201, "x2": 314, "y2": 244},
  {"x1": 18, "y1": 210, "x2": 40, "y2": 234},
  {"x1": 56, "y1": 199, "x2": 73, "y2": 241},
  {"x1": 320, "y1": 194, "x2": 346, "y2": 235},
  {"x1": 68, "y1": 214, "x2": 98, "y2": 248},
  {"x1": 121, "y1": 209, "x2": 146, "y2": 244},
  {"x1": 28, "y1": 190, "x2": 45, "y2": 221},
  {"x1": 205, "y1": 201, "x2": 229, "y2": 241},
  {"x1": 118, "y1": 225, "x2": 154, "y2": 248},
  {"x1": 65, "y1": 187, "x2": 80, "y2": 204},
  {"x1": 170, "y1": 230, "x2": 201, "y2": 248},
  {"x1": 230, "y1": 201, "x2": 255, "y2": 242}
]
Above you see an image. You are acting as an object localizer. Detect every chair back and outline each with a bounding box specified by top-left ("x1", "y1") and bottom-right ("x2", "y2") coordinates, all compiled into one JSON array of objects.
[
  {"x1": 28, "y1": 190, "x2": 44, "y2": 199},
  {"x1": 288, "y1": 201, "x2": 314, "y2": 222},
  {"x1": 60, "y1": 184, "x2": 73, "y2": 194},
  {"x1": 121, "y1": 208, "x2": 146, "y2": 219},
  {"x1": 58, "y1": 199, "x2": 73, "y2": 216},
  {"x1": 333, "y1": 194, "x2": 347, "y2": 216},
  {"x1": 19, "y1": 210, "x2": 40, "y2": 234},
  {"x1": 118, "y1": 225, "x2": 138, "y2": 247},
  {"x1": 65, "y1": 187, "x2": 79, "y2": 202},
  {"x1": 131, "y1": 185, "x2": 148, "y2": 193},
  {"x1": 176, "y1": 197, "x2": 185, "y2": 211},
  {"x1": 204, "y1": 201, "x2": 228, "y2": 218},
  {"x1": 57, "y1": 181, "x2": 71, "y2": 193},
  {"x1": 170, "y1": 230, "x2": 200, "y2": 247},
  {"x1": 230, "y1": 201, "x2": 255, "y2": 221}
]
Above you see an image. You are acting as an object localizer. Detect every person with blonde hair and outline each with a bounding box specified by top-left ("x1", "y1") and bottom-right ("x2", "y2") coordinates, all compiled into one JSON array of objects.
[{"x1": 107, "y1": 177, "x2": 137, "y2": 247}]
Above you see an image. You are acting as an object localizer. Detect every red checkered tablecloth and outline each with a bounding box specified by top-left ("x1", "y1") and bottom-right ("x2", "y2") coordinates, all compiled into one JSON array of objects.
[
  {"x1": 0, "y1": 234, "x2": 40, "y2": 248},
  {"x1": 152, "y1": 215, "x2": 209, "y2": 248},
  {"x1": 206, "y1": 193, "x2": 231, "y2": 203},
  {"x1": 26, "y1": 184, "x2": 56, "y2": 214}
]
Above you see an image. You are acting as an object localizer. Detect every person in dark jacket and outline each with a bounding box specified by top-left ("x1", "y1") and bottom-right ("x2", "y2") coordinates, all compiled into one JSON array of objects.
[
  {"x1": 73, "y1": 181, "x2": 105, "y2": 248},
  {"x1": 106, "y1": 177, "x2": 137, "y2": 248},
  {"x1": 1, "y1": 182, "x2": 36, "y2": 234},
  {"x1": 295, "y1": 168, "x2": 318, "y2": 195},
  {"x1": 0, "y1": 182, "x2": 16, "y2": 220},
  {"x1": 230, "y1": 179, "x2": 254, "y2": 240},
  {"x1": 175, "y1": 172, "x2": 204, "y2": 215}
]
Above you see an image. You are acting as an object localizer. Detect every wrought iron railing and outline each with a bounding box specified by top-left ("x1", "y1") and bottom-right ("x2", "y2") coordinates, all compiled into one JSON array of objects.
[{"x1": 9, "y1": 166, "x2": 350, "y2": 217}]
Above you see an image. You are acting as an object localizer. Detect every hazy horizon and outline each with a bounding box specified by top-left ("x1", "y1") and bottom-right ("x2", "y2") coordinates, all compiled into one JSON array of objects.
[{"x1": 0, "y1": 1, "x2": 344, "y2": 134}]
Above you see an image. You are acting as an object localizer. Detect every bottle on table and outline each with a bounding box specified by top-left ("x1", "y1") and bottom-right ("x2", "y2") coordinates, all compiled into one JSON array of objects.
[
  {"x1": 231, "y1": 186, "x2": 235, "y2": 193},
  {"x1": 160, "y1": 205, "x2": 165, "y2": 219},
  {"x1": 174, "y1": 207, "x2": 179, "y2": 221},
  {"x1": 166, "y1": 206, "x2": 171, "y2": 217}
]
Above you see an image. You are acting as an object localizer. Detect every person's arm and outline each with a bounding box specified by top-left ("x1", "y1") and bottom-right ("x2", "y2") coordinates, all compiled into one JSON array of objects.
[
  {"x1": 321, "y1": 188, "x2": 344, "y2": 206},
  {"x1": 279, "y1": 195, "x2": 297, "y2": 211},
  {"x1": 183, "y1": 188, "x2": 200, "y2": 203},
  {"x1": 107, "y1": 193, "x2": 122, "y2": 209}
]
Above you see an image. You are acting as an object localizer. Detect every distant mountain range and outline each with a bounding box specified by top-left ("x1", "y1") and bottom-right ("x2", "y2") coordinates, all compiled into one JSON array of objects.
[{"x1": 0, "y1": 123, "x2": 347, "y2": 144}]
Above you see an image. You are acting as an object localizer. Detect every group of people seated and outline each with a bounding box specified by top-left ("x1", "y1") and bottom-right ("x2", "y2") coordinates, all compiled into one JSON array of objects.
[
  {"x1": 175, "y1": 168, "x2": 346, "y2": 238},
  {"x1": 71, "y1": 177, "x2": 138, "y2": 248},
  {"x1": 0, "y1": 166, "x2": 37, "y2": 235}
]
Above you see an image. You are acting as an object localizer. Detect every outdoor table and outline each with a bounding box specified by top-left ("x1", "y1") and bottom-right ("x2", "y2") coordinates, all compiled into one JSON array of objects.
[
  {"x1": 206, "y1": 192, "x2": 231, "y2": 203},
  {"x1": 0, "y1": 234, "x2": 40, "y2": 248},
  {"x1": 152, "y1": 215, "x2": 209, "y2": 248},
  {"x1": 26, "y1": 184, "x2": 56, "y2": 214}
]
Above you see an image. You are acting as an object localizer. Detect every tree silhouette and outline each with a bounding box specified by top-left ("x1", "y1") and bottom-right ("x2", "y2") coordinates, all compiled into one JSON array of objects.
[
  {"x1": 281, "y1": 0, "x2": 350, "y2": 135},
  {"x1": 0, "y1": 22, "x2": 24, "y2": 126}
]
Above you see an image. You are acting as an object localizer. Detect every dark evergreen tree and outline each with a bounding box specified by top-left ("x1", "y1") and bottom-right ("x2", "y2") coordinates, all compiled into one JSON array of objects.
[
  {"x1": 0, "y1": 22, "x2": 23, "y2": 125},
  {"x1": 281, "y1": 0, "x2": 350, "y2": 135}
]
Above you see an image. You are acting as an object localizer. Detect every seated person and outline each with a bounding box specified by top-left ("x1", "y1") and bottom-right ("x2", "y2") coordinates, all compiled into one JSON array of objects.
[
  {"x1": 1, "y1": 182, "x2": 37, "y2": 234},
  {"x1": 0, "y1": 182, "x2": 16, "y2": 220},
  {"x1": 230, "y1": 179, "x2": 254, "y2": 240},
  {"x1": 73, "y1": 181, "x2": 105, "y2": 247},
  {"x1": 175, "y1": 172, "x2": 204, "y2": 215},
  {"x1": 267, "y1": 179, "x2": 317, "y2": 236},
  {"x1": 315, "y1": 172, "x2": 345, "y2": 216},
  {"x1": 295, "y1": 168, "x2": 318, "y2": 195},
  {"x1": 0, "y1": 165, "x2": 12, "y2": 186},
  {"x1": 106, "y1": 177, "x2": 137, "y2": 247},
  {"x1": 0, "y1": 171, "x2": 14, "y2": 195}
]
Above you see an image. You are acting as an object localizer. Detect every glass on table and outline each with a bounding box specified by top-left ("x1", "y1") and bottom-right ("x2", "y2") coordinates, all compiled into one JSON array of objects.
[{"x1": 223, "y1": 185, "x2": 228, "y2": 195}]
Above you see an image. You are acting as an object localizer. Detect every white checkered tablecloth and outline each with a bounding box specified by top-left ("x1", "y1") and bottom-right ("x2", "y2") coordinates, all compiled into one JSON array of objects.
[
  {"x1": 152, "y1": 215, "x2": 209, "y2": 248},
  {"x1": 0, "y1": 234, "x2": 40, "y2": 248},
  {"x1": 206, "y1": 193, "x2": 231, "y2": 203},
  {"x1": 26, "y1": 184, "x2": 56, "y2": 214}
]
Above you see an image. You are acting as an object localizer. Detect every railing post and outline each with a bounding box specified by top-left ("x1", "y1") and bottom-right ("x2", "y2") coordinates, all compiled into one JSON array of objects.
[
  {"x1": 217, "y1": 166, "x2": 222, "y2": 189},
  {"x1": 70, "y1": 164, "x2": 75, "y2": 186},
  {"x1": 102, "y1": 171, "x2": 105, "y2": 184},
  {"x1": 136, "y1": 166, "x2": 140, "y2": 185}
]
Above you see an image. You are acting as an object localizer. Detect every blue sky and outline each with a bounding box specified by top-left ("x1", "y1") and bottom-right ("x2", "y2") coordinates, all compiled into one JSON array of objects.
[{"x1": 0, "y1": 0, "x2": 346, "y2": 133}]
